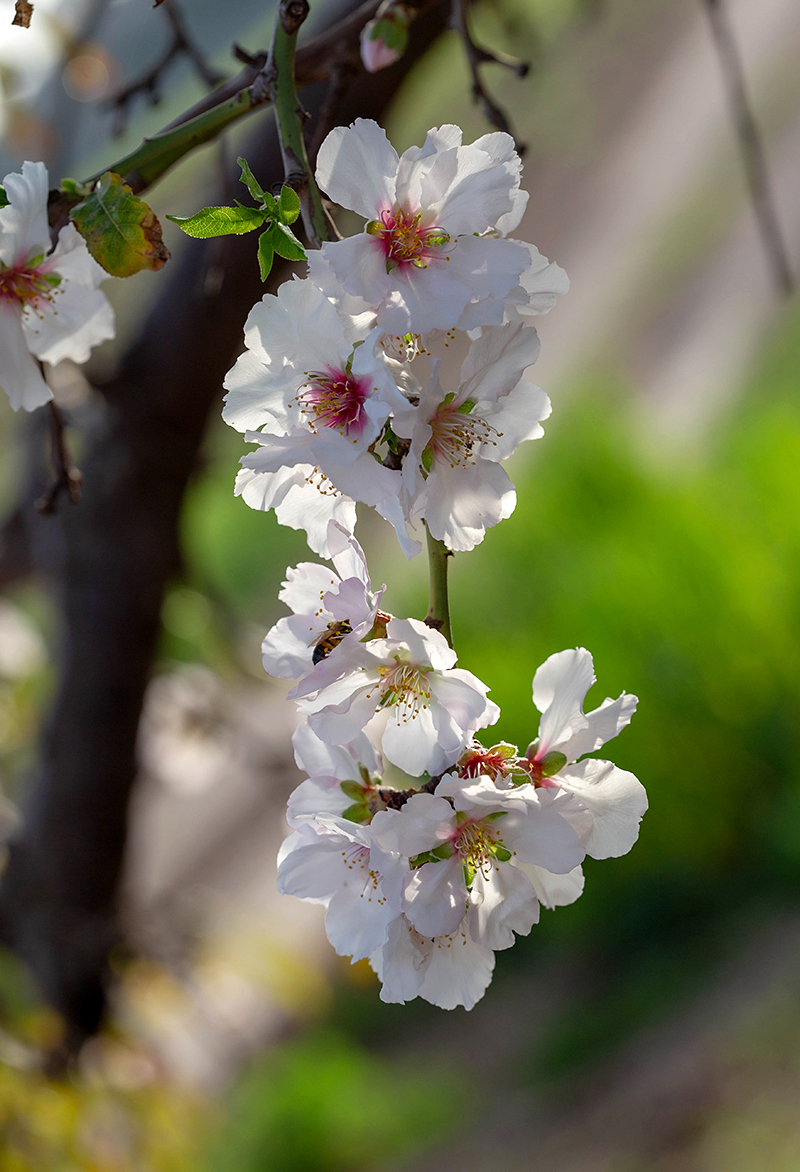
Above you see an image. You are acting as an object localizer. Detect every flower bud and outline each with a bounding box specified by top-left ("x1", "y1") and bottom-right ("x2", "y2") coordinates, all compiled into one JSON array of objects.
[{"x1": 360, "y1": 6, "x2": 410, "y2": 73}]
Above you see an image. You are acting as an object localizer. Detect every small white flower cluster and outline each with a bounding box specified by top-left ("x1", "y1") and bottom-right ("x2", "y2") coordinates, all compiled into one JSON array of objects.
[
  {"x1": 0, "y1": 161, "x2": 114, "y2": 412},
  {"x1": 222, "y1": 120, "x2": 568, "y2": 558},
  {"x1": 224, "y1": 120, "x2": 648, "y2": 1009},
  {"x1": 268, "y1": 523, "x2": 646, "y2": 1009}
]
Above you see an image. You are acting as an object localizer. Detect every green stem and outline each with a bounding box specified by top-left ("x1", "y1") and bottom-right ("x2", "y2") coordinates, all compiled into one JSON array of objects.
[
  {"x1": 424, "y1": 524, "x2": 454, "y2": 650},
  {"x1": 266, "y1": 0, "x2": 337, "y2": 247}
]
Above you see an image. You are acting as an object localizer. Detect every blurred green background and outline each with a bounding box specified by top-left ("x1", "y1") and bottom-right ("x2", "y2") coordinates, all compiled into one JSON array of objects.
[{"x1": 2, "y1": 0, "x2": 800, "y2": 1168}]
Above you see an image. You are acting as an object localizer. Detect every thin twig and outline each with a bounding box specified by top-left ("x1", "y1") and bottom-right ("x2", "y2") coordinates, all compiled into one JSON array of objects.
[
  {"x1": 259, "y1": 0, "x2": 338, "y2": 246},
  {"x1": 36, "y1": 402, "x2": 83, "y2": 515},
  {"x1": 108, "y1": 0, "x2": 225, "y2": 137},
  {"x1": 450, "y1": 0, "x2": 528, "y2": 142},
  {"x1": 702, "y1": 0, "x2": 794, "y2": 296}
]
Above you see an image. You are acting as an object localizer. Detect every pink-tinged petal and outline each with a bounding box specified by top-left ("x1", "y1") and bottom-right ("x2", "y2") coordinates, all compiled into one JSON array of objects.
[
  {"x1": 518, "y1": 862, "x2": 585, "y2": 909},
  {"x1": 560, "y1": 692, "x2": 639, "y2": 761},
  {"x1": 532, "y1": 648, "x2": 596, "y2": 756},
  {"x1": 0, "y1": 303, "x2": 52, "y2": 412},
  {"x1": 0, "y1": 161, "x2": 50, "y2": 266},
  {"x1": 556, "y1": 759, "x2": 648, "y2": 859},
  {"x1": 501, "y1": 807, "x2": 585, "y2": 873},
  {"x1": 316, "y1": 119, "x2": 398, "y2": 219},
  {"x1": 417, "y1": 923, "x2": 495, "y2": 1010},
  {"x1": 371, "y1": 794, "x2": 455, "y2": 856},
  {"x1": 402, "y1": 855, "x2": 466, "y2": 938},
  {"x1": 467, "y1": 863, "x2": 539, "y2": 950}
]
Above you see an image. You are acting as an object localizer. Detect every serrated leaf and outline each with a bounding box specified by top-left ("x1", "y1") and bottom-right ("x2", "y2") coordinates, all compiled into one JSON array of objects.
[
  {"x1": 0, "y1": 187, "x2": 8, "y2": 208},
  {"x1": 267, "y1": 221, "x2": 306, "y2": 263},
  {"x1": 237, "y1": 156, "x2": 266, "y2": 203},
  {"x1": 166, "y1": 204, "x2": 267, "y2": 239},
  {"x1": 278, "y1": 185, "x2": 301, "y2": 225},
  {"x1": 70, "y1": 171, "x2": 170, "y2": 278},
  {"x1": 257, "y1": 232, "x2": 274, "y2": 281}
]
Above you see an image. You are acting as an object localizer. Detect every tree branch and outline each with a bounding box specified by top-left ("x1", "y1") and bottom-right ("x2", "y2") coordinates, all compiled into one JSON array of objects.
[
  {"x1": 450, "y1": 0, "x2": 529, "y2": 142},
  {"x1": 702, "y1": 0, "x2": 794, "y2": 296},
  {"x1": 424, "y1": 523, "x2": 454, "y2": 648}
]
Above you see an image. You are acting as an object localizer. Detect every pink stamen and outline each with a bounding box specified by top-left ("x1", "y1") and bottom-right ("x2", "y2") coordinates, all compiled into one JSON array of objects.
[{"x1": 297, "y1": 367, "x2": 370, "y2": 436}]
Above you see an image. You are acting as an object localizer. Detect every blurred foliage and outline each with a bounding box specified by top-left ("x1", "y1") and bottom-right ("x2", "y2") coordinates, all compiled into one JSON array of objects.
[{"x1": 207, "y1": 1029, "x2": 465, "y2": 1172}]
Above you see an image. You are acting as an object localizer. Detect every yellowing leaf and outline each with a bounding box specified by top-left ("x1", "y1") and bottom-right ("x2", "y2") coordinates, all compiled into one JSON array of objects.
[{"x1": 70, "y1": 172, "x2": 170, "y2": 278}]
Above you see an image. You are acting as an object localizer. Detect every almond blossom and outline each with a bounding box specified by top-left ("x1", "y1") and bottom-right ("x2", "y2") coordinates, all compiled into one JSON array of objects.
[
  {"x1": 314, "y1": 120, "x2": 532, "y2": 333},
  {"x1": 370, "y1": 777, "x2": 583, "y2": 946},
  {"x1": 370, "y1": 913, "x2": 496, "y2": 1010},
  {"x1": 261, "y1": 521, "x2": 386, "y2": 685},
  {"x1": 0, "y1": 161, "x2": 114, "y2": 412},
  {"x1": 393, "y1": 321, "x2": 550, "y2": 551},
  {"x1": 295, "y1": 617, "x2": 499, "y2": 777},
  {"x1": 286, "y1": 722, "x2": 383, "y2": 829}
]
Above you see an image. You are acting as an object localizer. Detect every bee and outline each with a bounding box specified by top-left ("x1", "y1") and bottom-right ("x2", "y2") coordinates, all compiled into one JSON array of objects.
[{"x1": 310, "y1": 619, "x2": 353, "y2": 665}]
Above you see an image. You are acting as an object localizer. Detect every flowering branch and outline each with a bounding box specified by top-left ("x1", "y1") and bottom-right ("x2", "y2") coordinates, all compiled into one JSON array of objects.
[
  {"x1": 702, "y1": 0, "x2": 794, "y2": 296},
  {"x1": 257, "y1": 0, "x2": 338, "y2": 247},
  {"x1": 424, "y1": 525, "x2": 454, "y2": 649}
]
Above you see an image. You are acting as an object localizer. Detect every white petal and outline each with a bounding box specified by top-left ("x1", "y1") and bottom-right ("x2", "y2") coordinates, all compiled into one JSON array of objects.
[
  {"x1": 518, "y1": 863, "x2": 585, "y2": 909},
  {"x1": 501, "y1": 806, "x2": 585, "y2": 873},
  {"x1": 0, "y1": 161, "x2": 50, "y2": 266},
  {"x1": 467, "y1": 863, "x2": 539, "y2": 950},
  {"x1": 561, "y1": 692, "x2": 638, "y2": 761},
  {"x1": 556, "y1": 759, "x2": 648, "y2": 859},
  {"x1": 23, "y1": 282, "x2": 114, "y2": 365},
  {"x1": 371, "y1": 794, "x2": 455, "y2": 856},
  {"x1": 532, "y1": 648, "x2": 596, "y2": 756},
  {"x1": 315, "y1": 119, "x2": 398, "y2": 219},
  {"x1": 0, "y1": 303, "x2": 52, "y2": 411},
  {"x1": 402, "y1": 855, "x2": 466, "y2": 938},
  {"x1": 418, "y1": 923, "x2": 495, "y2": 1010}
]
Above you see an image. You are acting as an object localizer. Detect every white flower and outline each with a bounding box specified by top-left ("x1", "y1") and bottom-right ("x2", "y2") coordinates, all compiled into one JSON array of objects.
[
  {"x1": 393, "y1": 322, "x2": 550, "y2": 551},
  {"x1": 296, "y1": 617, "x2": 499, "y2": 777},
  {"x1": 277, "y1": 813, "x2": 404, "y2": 962},
  {"x1": 286, "y1": 722, "x2": 383, "y2": 828},
  {"x1": 0, "y1": 161, "x2": 114, "y2": 412},
  {"x1": 459, "y1": 241, "x2": 570, "y2": 331},
  {"x1": 371, "y1": 777, "x2": 583, "y2": 946},
  {"x1": 370, "y1": 913, "x2": 496, "y2": 1010},
  {"x1": 237, "y1": 427, "x2": 420, "y2": 559},
  {"x1": 223, "y1": 278, "x2": 405, "y2": 461},
  {"x1": 315, "y1": 120, "x2": 531, "y2": 334},
  {"x1": 261, "y1": 520, "x2": 386, "y2": 684},
  {"x1": 523, "y1": 648, "x2": 647, "y2": 859}
]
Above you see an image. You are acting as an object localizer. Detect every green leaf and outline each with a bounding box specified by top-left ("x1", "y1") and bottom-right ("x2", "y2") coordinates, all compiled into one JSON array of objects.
[
  {"x1": 166, "y1": 204, "x2": 267, "y2": 239},
  {"x1": 340, "y1": 780, "x2": 365, "y2": 801},
  {"x1": 539, "y1": 750, "x2": 568, "y2": 778},
  {"x1": 58, "y1": 177, "x2": 92, "y2": 199},
  {"x1": 257, "y1": 231, "x2": 275, "y2": 281},
  {"x1": 237, "y1": 156, "x2": 266, "y2": 203},
  {"x1": 494, "y1": 845, "x2": 512, "y2": 863},
  {"x1": 267, "y1": 221, "x2": 306, "y2": 263},
  {"x1": 70, "y1": 172, "x2": 170, "y2": 278},
  {"x1": 342, "y1": 803, "x2": 370, "y2": 824},
  {"x1": 278, "y1": 185, "x2": 301, "y2": 225},
  {"x1": 0, "y1": 187, "x2": 9, "y2": 208}
]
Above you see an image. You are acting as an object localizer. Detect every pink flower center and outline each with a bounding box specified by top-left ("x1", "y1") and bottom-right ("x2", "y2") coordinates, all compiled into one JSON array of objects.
[
  {"x1": 0, "y1": 263, "x2": 56, "y2": 309},
  {"x1": 295, "y1": 367, "x2": 371, "y2": 436},
  {"x1": 366, "y1": 206, "x2": 450, "y2": 269}
]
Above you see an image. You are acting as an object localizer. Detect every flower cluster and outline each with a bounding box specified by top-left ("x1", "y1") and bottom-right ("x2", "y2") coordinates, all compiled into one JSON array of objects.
[
  {"x1": 266, "y1": 525, "x2": 646, "y2": 1009},
  {"x1": 0, "y1": 161, "x2": 114, "y2": 412},
  {"x1": 223, "y1": 119, "x2": 567, "y2": 557},
  {"x1": 223, "y1": 120, "x2": 647, "y2": 1009}
]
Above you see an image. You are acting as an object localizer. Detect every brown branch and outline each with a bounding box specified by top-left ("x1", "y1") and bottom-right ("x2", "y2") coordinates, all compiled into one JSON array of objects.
[
  {"x1": 702, "y1": 0, "x2": 794, "y2": 296},
  {"x1": 35, "y1": 402, "x2": 83, "y2": 516},
  {"x1": 108, "y1": 0, "x2": 225, "y2": 137},
  {"x1": 450, "y1": 0, "x2": 529, "y2": 142}
]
